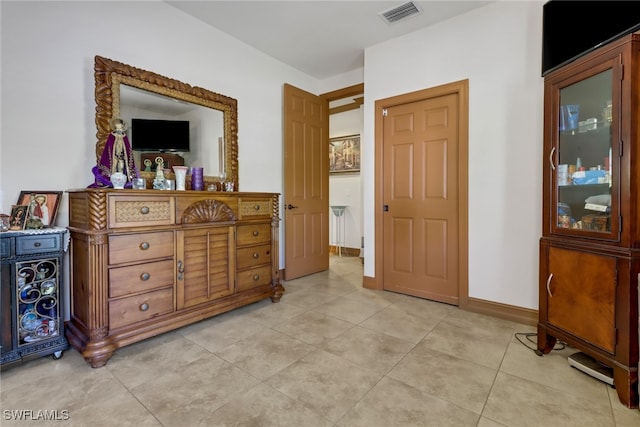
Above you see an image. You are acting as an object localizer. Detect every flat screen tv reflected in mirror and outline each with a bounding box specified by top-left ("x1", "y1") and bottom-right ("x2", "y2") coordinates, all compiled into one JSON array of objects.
[{"x1": 131, "y1": 118, "x2": 190, "y2": 152}]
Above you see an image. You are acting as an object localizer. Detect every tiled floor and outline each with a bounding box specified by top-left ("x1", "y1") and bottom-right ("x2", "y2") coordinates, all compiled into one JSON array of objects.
[{"x1": 1, "y1": 255, "x2": 639, "y2": 426}]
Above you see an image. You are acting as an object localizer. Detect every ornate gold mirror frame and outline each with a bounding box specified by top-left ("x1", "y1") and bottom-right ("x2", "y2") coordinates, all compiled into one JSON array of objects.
[{"x1": 93, "y1": 55, "x2": 239, "y2": 188}]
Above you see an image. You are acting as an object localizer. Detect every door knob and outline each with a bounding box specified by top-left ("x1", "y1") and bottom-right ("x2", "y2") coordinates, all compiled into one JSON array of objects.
[{"x1": 286, "y1": 204, "x2": 299, "y2": 210}]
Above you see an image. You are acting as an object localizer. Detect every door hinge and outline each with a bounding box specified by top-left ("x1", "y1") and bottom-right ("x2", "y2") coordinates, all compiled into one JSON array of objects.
[
  {"x1": 619, "y1": 139, "x2": 623, "y2": 157},
  {"x1": 382, "y1": 108, "x2": 388, "y2": 117}
]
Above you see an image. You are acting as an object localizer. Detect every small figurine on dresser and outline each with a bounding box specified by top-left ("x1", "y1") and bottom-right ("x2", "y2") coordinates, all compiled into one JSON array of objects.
[{"x1": 88, "y1": 118, "x2": 138, "y2": 188}]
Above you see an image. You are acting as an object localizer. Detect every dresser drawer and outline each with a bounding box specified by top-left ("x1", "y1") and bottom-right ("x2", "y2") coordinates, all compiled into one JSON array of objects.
[
  {"x1": 236, "y1": 265, "x2": 272, "y2": 292},
  {"x1": 238, "y1": 198, "x2": 272, "y2": 219},
  {"x1": 236, "y1": 224, "x2": 271, "y2": 246},
  {"x1": 237, "y1": 244, "x2": 271, "y2": 269},
  {"x1": 109, "y1": 288, "x2": 173, "y2": 330},
  {"x1": 110, "y1": 259, "x2": 174, "y2": 298},
  {"x1": 108, "y1": 195, "x2": 175, "y2": 228},
  {"x1": 0, "y1": 237, "x2": 11, "y2": 259},
  {"x1": 16, "y1": 234, "x2": 62, "y2": 255},
  {"x1": 109, "y1": 231, "x2": 174, "y2": 265}
]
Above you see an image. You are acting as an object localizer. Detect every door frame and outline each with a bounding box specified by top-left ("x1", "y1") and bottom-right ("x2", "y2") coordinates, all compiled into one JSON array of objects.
[{"x1": 372, "y1": 80, "x2": 469, "y2": 308}]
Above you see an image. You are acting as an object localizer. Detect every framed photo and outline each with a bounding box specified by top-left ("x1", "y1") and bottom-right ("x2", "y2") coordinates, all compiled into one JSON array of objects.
[
  {"x1": 330, "y1": 134, "x2": 360, "y2": 174},
  {"x1": 16, "y1": 191, "x2": 62, "y2": 227},
  {"x1": 9, "y1": 205, "x2": 28, "y2": 231}
]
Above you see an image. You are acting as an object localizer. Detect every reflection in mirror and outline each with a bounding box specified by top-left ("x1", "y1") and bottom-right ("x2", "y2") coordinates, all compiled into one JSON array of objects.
[
  {"x1": 93, "y1": 55, "x2": 238, "y2": 189},
  {"x1": 119, "y1": 85, "x2": 225, "y2": 175}
]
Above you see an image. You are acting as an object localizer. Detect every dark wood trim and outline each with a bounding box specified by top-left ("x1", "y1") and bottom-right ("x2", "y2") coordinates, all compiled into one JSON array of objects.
[
  {"x1": 320, "y1": 83, "x2": 364, "y2": 102},
  {"x1": 321, "y1": 83, "x2": 364, "y2": 116},
  {"x1": 329, "y1": 96, "x2": 363, "y2": 115}
]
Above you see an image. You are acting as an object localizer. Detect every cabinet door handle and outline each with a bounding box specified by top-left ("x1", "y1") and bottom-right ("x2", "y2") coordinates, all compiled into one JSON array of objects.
[
  {"x1": 548, "y1": 147, "x2": 556, "y2": 171},
  {"x1": 33, "y1": 242, "x2": 42, "y2": 247},
  {"x1": 140, "y1": 206, "x2": 150, "y2": 215},
  {"x1": 177, "y1": 260, "x2": 184, "y2": 280},
  {"x1": 546, "y1": 273, "x2": 554, "y2": 297},
  {"x1": 253, "y1": 252, "x2": 259, "y2": 259},
  {"x1": 252, "y1": 231, "x2": 259, "y2": 237},
  {"x1": 140, "y1": 272, "x2": 150, "y2": 281},
  {"x1": 253, "y1": 274, "x2": 260, "y2": 281},
  {"x1": 254, "y1": 204, "x2": 260, "y2": 211},
  {"x1": 140, "y1": 242, "x2": 150, "y2": 250},
  {"x1": 139, "y1": 303, "x2": 149, "y2": 311}
]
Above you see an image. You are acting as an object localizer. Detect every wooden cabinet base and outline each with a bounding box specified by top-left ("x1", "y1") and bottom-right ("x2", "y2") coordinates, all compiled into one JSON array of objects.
[{"x1": 66, "y1": 189, "x2": 283, "y2": 368}]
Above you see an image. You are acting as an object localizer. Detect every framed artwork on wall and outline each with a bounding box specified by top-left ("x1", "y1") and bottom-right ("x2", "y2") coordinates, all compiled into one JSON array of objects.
[
  {"x1": 16, "y1": 191, "x2": 63, "y2": 227},
  {"x1": 329, "y1": 134, "x2": 360, "y2": 174}
]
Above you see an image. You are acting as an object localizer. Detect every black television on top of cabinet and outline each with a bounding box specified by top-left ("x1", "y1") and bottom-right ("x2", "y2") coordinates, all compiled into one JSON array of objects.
[{"x1": 542, "y1": 1, "x2": 640, "y2": 76}]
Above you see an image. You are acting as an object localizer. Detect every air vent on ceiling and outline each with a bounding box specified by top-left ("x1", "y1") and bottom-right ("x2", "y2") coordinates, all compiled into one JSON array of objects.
[{"x1": 379, "y1": 1, "x2": 422, "y2": 24}]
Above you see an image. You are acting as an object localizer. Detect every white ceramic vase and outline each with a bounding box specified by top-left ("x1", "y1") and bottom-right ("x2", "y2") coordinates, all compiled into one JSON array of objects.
[
  {"x1": 173, "y1": 166, "x2": 188, "y2": 191},
  {"x1": 110, "y1": 172, "x2": 127, "y2": 189}
]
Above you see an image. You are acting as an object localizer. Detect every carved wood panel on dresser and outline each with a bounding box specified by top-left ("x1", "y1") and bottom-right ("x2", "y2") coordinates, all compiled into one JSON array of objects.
[{"x1": 66, "y1": 189, "x2": 283, "y2": 368}]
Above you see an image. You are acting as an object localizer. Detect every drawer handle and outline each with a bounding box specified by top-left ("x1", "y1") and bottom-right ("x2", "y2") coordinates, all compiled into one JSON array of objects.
[
  {"x1": 254, "y1": 204, "x2": 260, "y2": 211},
  {"x1": 253, "y1": 252, "x2": 260, "y2": 259},
  {"x1": 34, "y1": 242, "x2": 41, "y2": 247},
  {"x1": 140, "y1": 206, "x2": 150, "y2": 215},
  {"x1": 140, "y1": 272, "x2": 150, "y2": 281},
  {"x1": 252, "y1": 231, "x2": 259, "y2": 237},
  {"x1": 140, "y1": 242, "x2": 150, "y2": 250},
  {"x1": 546, "y1": 273, "x2": 554, "y2": 297},
  {"x1": 139, "y1": 303, "x2": 149, "y2": 311},
  {"x1": 253, "y1": 274, "x2": 260, "y2": 281}
]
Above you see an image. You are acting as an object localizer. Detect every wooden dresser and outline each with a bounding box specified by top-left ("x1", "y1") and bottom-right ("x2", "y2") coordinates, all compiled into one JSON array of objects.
[{"x1": 66, "y1": 189, "x2": 283, "y2": 368}]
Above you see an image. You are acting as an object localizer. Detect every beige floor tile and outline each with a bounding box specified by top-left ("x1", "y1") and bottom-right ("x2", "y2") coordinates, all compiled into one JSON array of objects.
[
  {"x1": 129, "y1": 353, "x2": 260, "y2": 427},
  {"x1": 337, "y1": 376, "x2": 480, "y2": 426},
  {"x1": 266, "y1": 349, "x2": 382, "y2": 422},
  {"x1": 421, "y1": 317, "x2": 512, "y2": 370},
  {"x1": 500, "y1": 333, "x2": 610, "y2": 400},
  {"x1": 208, "y1": 383, "x2": 333, "y2": 426},
  {"x1": 279, "y1": 287, "x2": 341, "y2": 310},
  {"x1": 321, "y1": 325, "x2": 415, "y2": 375},
  {"x1": 273, "y1": 310, "x2": 355, "y2": 345},
  {"x1": 359, "y1": 303, "x2": 435, "y2": 343},
  {"x1": 214, "y1": 328, "x2": 315, "y2": 380},
  {"x1": 483, "y1": 371, "x2": 616, "y2": 427},
  {"x1": 388, "y1": 343, "x2": 497, "y2": 413},
  {"x1": 179, "y1": 310, "x2": 267, "y2": 353},
  {"x1": 106, "y1": 332, "x2": 215, "y2": 389},
  {"x1": 312, "y1": 294, "x2": 386, "y2": 324}
]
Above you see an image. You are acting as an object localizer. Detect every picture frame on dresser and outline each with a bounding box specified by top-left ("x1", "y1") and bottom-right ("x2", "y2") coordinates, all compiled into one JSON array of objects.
[
  {"x1": 16, "y1": 191, "x2": 62, "y2": 227},
  {"x1": 8, "y1": 205, "x2": 28, "y2": 230}
]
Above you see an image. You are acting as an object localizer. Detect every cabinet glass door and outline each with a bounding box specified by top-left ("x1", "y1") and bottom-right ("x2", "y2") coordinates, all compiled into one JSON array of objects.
[
  {"x1": 16, "y1": 258, "x2": 61, "y2": 346},
  {"x1": 554, "y1": 66, "x2": 617, "y2": 238}
]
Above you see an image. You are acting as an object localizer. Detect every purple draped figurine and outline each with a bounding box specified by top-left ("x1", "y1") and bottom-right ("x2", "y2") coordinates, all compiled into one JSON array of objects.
[{"x1": 89, "y1": 118, "x2": 138, "y2": 188}]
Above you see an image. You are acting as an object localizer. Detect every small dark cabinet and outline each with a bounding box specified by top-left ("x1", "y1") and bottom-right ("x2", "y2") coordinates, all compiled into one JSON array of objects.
[{"x1": 1, "y1": 228, "x2": 68, "y2": 370}]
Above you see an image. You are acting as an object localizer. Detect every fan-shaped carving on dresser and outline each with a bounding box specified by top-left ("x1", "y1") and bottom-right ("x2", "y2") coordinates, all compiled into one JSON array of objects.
[{"x1": 181, "y1": 199, "x2": 236, "y2": 224}]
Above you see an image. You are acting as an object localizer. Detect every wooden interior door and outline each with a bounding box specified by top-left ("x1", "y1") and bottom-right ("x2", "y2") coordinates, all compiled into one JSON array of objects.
[
  {"x1": 283, "y1": 84, "x2": 329, "y2": 280},
  {"x1": 380, "y1": 85, "x2": 465, "y2": 305}
]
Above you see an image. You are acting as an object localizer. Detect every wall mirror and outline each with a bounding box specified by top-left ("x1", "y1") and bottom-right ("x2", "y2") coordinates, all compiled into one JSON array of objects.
[{"x1": 94, "y1": 55, "x2": 238, "y2": 188}]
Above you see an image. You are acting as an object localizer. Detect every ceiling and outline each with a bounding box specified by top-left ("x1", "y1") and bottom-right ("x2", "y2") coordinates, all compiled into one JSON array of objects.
[{"x1": 166, "y1": 1, "x2": 493, "y2": 80}]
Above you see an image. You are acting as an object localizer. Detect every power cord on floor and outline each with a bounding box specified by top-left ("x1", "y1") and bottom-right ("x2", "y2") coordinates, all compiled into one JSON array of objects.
[{"x1": 514, "y1": 332, "x2": 566, "y2": 355}]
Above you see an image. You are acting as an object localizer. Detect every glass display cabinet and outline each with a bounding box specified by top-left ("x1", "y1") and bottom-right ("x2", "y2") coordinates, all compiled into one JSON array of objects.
[
  {"x1": 0, "y1": 228, "x2": 68, "y2": 370},
  {"x1": 553, "y1": 69, "x2": 615, "y2": 237},
  {"x1": 537, "y1": 33, "x2": 640, "y2": 409}
]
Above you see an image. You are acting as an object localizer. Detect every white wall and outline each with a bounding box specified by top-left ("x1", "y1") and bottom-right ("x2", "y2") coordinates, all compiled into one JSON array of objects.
[
  {"x1": 364, "y1": 1, "x2": 544, "y2": 309},
  {"x1": 330, "y1": 107, "x2": 364, "y2": 251},
  {"x1": 2, "y1": 0, "x2": 547, "y2": 313},
  {"x1": 0, "y1": 0, "x2": 321, "y2": 268}
]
